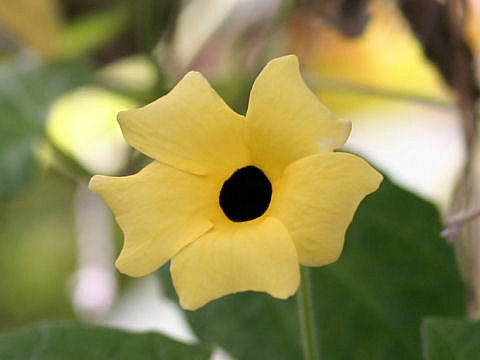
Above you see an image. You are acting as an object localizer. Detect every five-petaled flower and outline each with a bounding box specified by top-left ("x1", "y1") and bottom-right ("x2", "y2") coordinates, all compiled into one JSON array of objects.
[{"x1": 89, "y1": 55, "x2": 382, "y2": 310}]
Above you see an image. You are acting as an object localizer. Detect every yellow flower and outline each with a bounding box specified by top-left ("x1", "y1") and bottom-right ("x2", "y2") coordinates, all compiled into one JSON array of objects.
[{"x1": 89, "y1": 55, "x2": 382, "y2": 310}]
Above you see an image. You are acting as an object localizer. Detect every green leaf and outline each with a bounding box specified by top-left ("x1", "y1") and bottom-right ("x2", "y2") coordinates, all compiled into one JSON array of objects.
[
  {"x1": 309, "y1": 177, "x2": 465, "y2": 359},
  {"x1": 0, "y1": 170, "x2": 77, "y2": 326},
  {"x1": 0, "y1": 62, "x2": 90, "y2": 196},
  {"x1": 422, "y1": 317, "x2": 480, "y2": 360},
  {"x1": 160, "y1": 177, "x2": 465, "y2": 360},
  {"x1": 60, "y1": 4, "x2": 130, "y2": 59},
  {"x1": 0, "y1": 322, "x2": 211, "y2": 360}
]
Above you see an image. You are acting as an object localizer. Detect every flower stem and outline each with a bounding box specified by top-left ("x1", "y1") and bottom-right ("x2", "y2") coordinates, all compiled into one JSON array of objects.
[
  {"x1": 297, "y1": 266, "x2": 319, "y2": 360},
  {"x1": 304, "y1": 72, "x2": 454, "y2": 110},
  {"x1": 45, "y1": 134, "x2": 94, "y2": 179}
]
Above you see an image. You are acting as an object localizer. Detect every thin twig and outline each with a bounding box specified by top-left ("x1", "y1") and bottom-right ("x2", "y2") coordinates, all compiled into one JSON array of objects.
[{"x1": 441, "y1": 207, "x2": 480, "y2": 241}]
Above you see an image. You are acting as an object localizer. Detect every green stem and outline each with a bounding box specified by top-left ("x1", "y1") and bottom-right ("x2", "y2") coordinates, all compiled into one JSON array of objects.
[
  {"x1": 45, "y1": 134, "x2": 94, "y2": 179},
  {"x1": 298, "y1": 266, "x2": 319, "y2": 360},
  {"x1": 304, "y1": 72, "x2": 454, "y2": 109}
]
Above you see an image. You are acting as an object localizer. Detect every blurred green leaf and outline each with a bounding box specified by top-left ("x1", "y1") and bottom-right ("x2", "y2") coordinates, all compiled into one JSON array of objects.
[
  {"x1": 0, "y1": 322, "x2": 211, "y2": 360},
  {"x1": 421, "y1": 318, "x2": 480, "y2": 360},
  {"x1": 0, "y1": 169, "x2": 76, "y2": 328},
  {"x1": 60, "y1": 4, "x2": 130, "y2": 59},
  {"x1": 136, "y1": 0, "x2": 175, "y2": 53},
  {"x1": 0, "y1": 62, "x2": 90, "y2": 196},
  {"x1": 160, "y1": 177, "x2": 464, "y2": 360}
]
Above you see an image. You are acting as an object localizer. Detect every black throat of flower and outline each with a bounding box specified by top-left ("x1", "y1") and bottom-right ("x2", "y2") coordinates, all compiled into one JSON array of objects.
[{"x1": 219, "y1": 166, "x2": 272, "y2": 222}]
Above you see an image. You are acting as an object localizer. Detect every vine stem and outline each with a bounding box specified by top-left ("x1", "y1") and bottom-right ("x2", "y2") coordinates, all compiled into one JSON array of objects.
[
  {"x1": 297, "y1": 266, "x2": 319, "y2": 360},
  {"x1": 44, "y1": 134, "x2": 94, "y2": 179}
]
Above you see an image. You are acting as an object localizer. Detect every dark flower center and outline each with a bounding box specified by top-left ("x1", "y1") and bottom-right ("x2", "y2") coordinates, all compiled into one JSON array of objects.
[{"x1": 219, "y1": 166, "x2": 272, "y2": 222}]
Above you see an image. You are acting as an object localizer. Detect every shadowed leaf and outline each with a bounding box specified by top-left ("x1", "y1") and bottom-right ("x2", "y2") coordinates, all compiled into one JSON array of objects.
[
  {"x1": 422, "y1": 317, "x2": 480, "y2": 360},
  {"x1": 0, "y1": 322, "x2": 211, "y2": 360}
]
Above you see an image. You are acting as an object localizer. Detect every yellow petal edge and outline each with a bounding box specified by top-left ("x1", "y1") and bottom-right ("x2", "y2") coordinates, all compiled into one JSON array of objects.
[
  {"x1": 246, "y1": 54, "x2": 351, "y2": 179},
  {"x1": 89, "y1": 161, "x2": 214, "y2": 277},
  {"x1": 117, "y1": 71, "x2": 249, "y2": 179},
  {"x1": 271, "y1": 152, "x2": 383, "y2": 266},
  {"x1": 171, "y1": 217, "x2": 300, "y2": 310}
]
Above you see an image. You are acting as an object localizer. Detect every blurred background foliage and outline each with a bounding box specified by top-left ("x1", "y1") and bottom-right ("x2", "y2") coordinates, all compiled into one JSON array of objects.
[{"x1": 0, "y1": 0, "x2": 479, "y2": 359}]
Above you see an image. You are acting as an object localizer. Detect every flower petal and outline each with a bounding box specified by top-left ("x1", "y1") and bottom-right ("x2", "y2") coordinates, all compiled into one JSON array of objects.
[
  {"x1": 270, "y1": 152, "x2": 382, "y2": 266},
  {"x1": 118, "y1": 71, "x2": 250, "y2": 178},
  {"x1": 246, "y1": 55, "x2": 351, "y2": 179},
  {"x1": 89, "y1": 161, "x2": 215, "y2": 277},
  {"x1": 170, "y1": 217, "x2": 300, "y2": 310}
]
